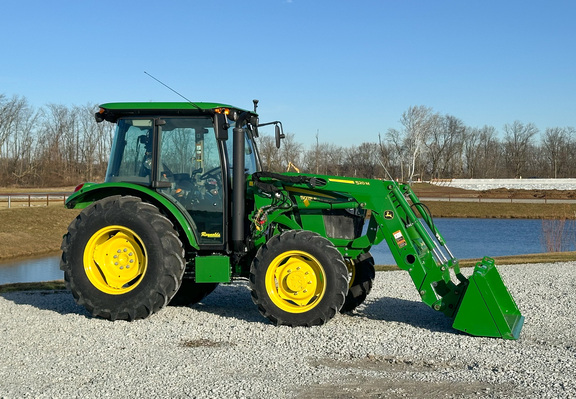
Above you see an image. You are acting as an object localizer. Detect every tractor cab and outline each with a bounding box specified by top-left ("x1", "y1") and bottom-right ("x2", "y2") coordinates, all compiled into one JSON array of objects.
[{"x1": 95, "y1": 102, "x2": 261, "y2": 248}]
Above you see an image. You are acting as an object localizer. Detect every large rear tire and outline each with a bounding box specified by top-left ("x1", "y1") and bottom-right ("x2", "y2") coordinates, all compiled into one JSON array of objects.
[
  {"x1": 249, "y1": 230, "x2": 348, "y2": 326},
  {"x1": 60, "y1": 195, "x2": 185, "y2": 321},
  {"x1": 341, "y1": 253, "x2": 375, "y2": 312}
]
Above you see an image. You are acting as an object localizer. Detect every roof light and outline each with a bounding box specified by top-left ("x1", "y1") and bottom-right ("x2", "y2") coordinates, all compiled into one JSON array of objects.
[{"x1": 215, "y1": 108, "x2": 230, "y2": 115}]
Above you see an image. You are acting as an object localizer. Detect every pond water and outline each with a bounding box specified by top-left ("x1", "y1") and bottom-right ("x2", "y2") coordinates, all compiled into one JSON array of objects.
[
  {"x1": 371, "y1": 218, "x2": 575, "y2": 265},
  {"x1": 0, "y1": 255, "x2": 62, "y2": 285},
  {"x1": 0, "y1": 218, "x2": 574, "y2": 284}
]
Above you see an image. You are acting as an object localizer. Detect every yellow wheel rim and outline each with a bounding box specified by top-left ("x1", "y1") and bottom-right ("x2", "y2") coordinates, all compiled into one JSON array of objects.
[
  {"x1": 345, "y1": 259, "x2": 356, "y2": 290},
  {"x1": 83, "y1": 225, "x2": 147, "y2": 295},
  {"x1": 265, "y1": 250, "x2": 326, "y2": 313}
]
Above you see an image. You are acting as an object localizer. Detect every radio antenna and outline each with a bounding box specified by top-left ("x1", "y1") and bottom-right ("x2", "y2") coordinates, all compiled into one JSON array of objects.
[{"x1": 144, "y1": 71, "x2": 201, "y2": 110}]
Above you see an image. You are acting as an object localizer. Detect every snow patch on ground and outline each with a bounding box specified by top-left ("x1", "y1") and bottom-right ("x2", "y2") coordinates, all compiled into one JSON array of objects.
[{"x1": 432, "y1": 178, "x2": 576, "y2": 191}]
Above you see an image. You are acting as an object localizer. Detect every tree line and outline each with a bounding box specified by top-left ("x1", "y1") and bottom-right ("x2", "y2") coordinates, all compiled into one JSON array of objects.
[
  {"x1": 1, "y1": 94, "x2": 574, "y2": 188},
  {"x1": 260, "y1": 105, "x2": 576, "y2": 181},
  {"x1": 0, "y1": 94, "x2": 113, "y2": 187}
]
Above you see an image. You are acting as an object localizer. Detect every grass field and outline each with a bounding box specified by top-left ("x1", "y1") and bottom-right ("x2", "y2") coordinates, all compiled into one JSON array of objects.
[
  {"x1": 425, "y1": 201, "x2": 576, "y2": 219},
  {"x1": 0, "y1": 207, "x2": 80, "y2": 260}
]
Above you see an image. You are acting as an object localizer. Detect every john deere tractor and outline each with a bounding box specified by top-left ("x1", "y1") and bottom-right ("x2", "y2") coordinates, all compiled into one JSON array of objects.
[{"x1": 61, "y1": 101, "x2": 524, "y2": 339}]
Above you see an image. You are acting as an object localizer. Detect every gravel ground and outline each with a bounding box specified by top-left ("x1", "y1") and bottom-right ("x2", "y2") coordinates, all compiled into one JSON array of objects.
[{"x1": 1, "y1": 262, "x2": 575, "y2": 399}]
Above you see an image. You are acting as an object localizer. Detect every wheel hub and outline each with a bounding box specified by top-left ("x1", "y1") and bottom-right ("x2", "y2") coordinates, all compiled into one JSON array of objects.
[
  {"x1": 266, "y1": 251, "x2": 325, "y2": 312},
  {"x1": 84, "y1": 226, "x2": 147, "y2": 295},
  {"x1": 94, "y1": 233, "x2": 140, "y2": 288},
  {"x1": 285, "y1": 269, "x2": 308, "y2": 292}
]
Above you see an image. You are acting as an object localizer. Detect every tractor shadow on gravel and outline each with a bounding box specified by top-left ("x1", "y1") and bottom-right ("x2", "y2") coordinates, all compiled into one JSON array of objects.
[
  {"x1": 348, "y1": 296, "x2": 456, "y2": 335},
  {"x1": 1, "y1": 283, "x2": 457, "y2": 335},
  {"x1": 1, "y1": 290, "x2": 92, "y2": 318},
  {"x1": 178, "y1": 281, "x2": 266, "y2": 324},
  {"x1": 183, "y1": 281, "x2": 457, "y2": 335}
]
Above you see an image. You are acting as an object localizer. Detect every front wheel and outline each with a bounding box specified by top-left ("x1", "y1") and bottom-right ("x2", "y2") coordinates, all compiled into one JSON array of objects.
[
  {"x1": 341, "y1": 253, "x2": 375, "y2": 312},
  {"x1": 60, "y1": 195, "x2": 185, "y2": 321},
  {"x1": 249, "y1": 230, "x2": 349, "y2": 326}
]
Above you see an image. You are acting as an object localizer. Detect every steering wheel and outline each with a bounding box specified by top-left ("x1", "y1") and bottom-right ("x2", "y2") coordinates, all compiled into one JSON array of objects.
[{"x1": 200, "y1": 166, "x2": 221, "y2": 180}]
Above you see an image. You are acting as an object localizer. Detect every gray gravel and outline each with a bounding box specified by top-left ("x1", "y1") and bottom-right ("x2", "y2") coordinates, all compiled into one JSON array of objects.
[{"x1": 1, "y1": 262, "x2": 575, "y2": 398}]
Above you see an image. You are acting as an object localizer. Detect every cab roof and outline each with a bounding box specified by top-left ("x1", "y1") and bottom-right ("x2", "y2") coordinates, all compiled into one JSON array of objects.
[{"x1": 97, "y1": 102, "x2": 254, "y2": 122}]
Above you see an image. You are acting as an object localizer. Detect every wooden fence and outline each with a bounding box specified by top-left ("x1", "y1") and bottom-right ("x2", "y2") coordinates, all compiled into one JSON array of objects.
[{"x1": 0, "y1": 193, "x2": 70, "y2": 208}]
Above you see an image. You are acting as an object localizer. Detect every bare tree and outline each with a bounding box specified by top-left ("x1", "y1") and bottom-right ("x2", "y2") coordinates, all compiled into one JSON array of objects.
[
  {"x1": 423, "y1": 114, "x2": 465, "y2": 179},
  {"x1": 278, "y1": 133, "x2": 303, "y2": 172},
  {"x1": 256, "y1": 134, "x2": 282, "y2": 172},
  {"x1": 0, "y1": 95, "x2": 30, "y2": 157},
  {"x1": 385, "y1": 127, "x2": 406, "y2": 181},
  {"x1": 543, "y1": 127, "x2": 570, "y2": 178},
  {"x1": 462, "y1": 127, "x2": 481, "y2": 178},
  {"x1": 503, "y1": 121, "x2": 538, "y2": 178},
  {"x1": 386, "y1": 106, "x2": 436, "y2": 182}
]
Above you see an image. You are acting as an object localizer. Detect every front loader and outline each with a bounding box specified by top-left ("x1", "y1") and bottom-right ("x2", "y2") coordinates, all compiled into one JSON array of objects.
[{"x1": 61, "y1": 101, "x2": 523, "y2": 339}]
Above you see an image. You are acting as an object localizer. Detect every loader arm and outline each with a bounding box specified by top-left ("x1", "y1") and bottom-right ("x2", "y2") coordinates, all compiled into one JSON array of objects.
[{"x1": 249, "y1": 172, "x2": 524, "y2": 339}]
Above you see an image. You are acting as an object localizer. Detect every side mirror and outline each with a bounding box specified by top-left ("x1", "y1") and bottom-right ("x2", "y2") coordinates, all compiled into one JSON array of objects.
[
  {"x1": 214, "y1": 113, "x2": 229, "y2": 140},
  {"x1": 250, "y1": 115, "x2": 259, "y2": 137},
  {"x1": 275, "y1": 124, "x2": 285, "y2": 149}
]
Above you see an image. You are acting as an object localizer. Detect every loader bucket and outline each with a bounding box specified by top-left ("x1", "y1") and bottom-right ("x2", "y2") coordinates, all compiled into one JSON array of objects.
[{"x1": 452, "y1": 257, "x2": 524, "y2": 340}]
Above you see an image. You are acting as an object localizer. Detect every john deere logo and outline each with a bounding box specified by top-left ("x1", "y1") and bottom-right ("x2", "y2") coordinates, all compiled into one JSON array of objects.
[{"x1": 384, "y1": 210, "x2": 394, "y2": 219}]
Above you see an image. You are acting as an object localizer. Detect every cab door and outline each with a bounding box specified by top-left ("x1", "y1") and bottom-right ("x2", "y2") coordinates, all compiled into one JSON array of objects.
[{"x1": 157, "y1": 117, "x2": 227, "y2": 247}]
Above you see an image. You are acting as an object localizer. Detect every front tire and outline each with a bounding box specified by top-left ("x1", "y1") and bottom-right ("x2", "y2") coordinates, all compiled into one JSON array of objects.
[
  {"x1": 60, "y1": 195, "x2": 185, "y2": 321},
  {"x1": 341, "y1": 253, "x2": 375, "y2": 312},
  {"x1": 249, "y1": 230, "x2": 348, "y2": 326}
]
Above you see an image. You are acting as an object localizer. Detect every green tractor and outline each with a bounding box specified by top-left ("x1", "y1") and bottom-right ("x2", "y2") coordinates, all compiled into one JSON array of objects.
[{"x1": 61, "y1": 101, "x2": 524, "y2": 339}]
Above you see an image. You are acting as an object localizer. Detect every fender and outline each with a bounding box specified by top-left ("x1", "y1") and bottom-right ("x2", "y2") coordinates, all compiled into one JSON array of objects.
[{"x1": 66, "y1": 182, "x2": 200, "y2": 250}]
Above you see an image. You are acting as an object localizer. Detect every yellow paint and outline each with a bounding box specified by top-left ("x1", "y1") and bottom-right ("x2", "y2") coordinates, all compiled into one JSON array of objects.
[
  {"x1": 201, "y1": 232, "x2": 222, "y2": 238},
  {"x1": 83, "y1": 226, "x2": 147, "y2": 295},
  {"x1": 265, "y1": 250, "x2": 326, "y2": 313},
  {"x1": 328, "y1": 178, "x2": 355, "y2": 184}
]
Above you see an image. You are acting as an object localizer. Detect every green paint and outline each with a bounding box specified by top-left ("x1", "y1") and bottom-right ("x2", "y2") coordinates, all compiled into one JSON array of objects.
[{"x1": 195, "y1": 255, "x2": 231, "y2": 283}]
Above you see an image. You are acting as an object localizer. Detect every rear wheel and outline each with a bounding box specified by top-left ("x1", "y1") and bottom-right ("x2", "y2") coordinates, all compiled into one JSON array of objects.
[
  {"x1": 169, "y1": 280, "x2": 218, "y2": 306},
  {"x1": 341, "y1": 253, "x2": 375, "y2": 312},
  {"x1": 249, "y1": 230, "x2": 348, "y2": 326},
  {"x1": 60, "y1": 195, "x2": 185, "y2": 321}
]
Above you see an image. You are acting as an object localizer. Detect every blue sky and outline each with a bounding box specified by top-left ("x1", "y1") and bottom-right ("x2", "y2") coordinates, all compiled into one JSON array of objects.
[{"x1": 1, "y1": 0, "x2": 575, "y2": 146}]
